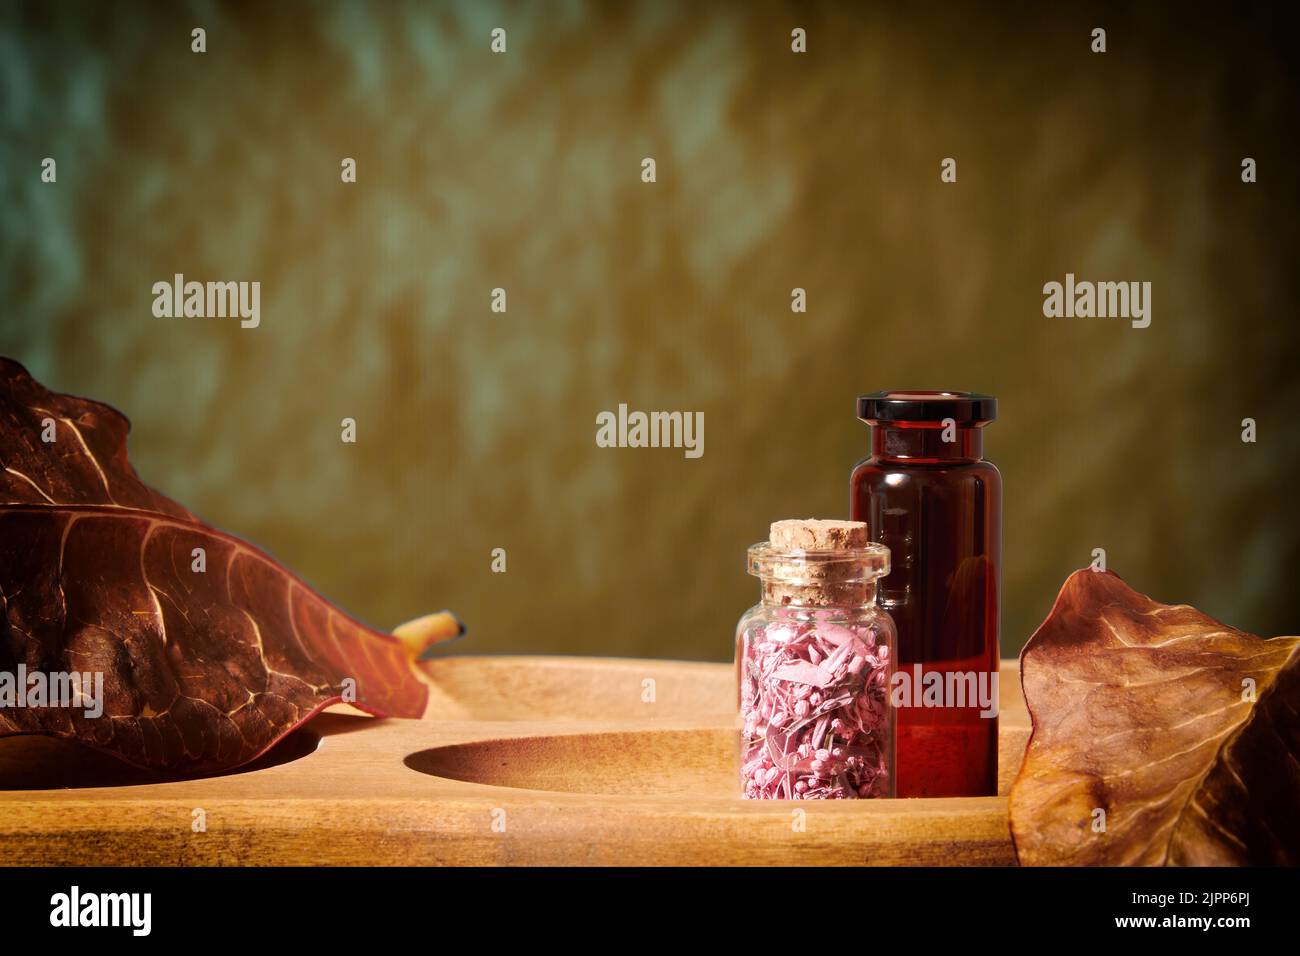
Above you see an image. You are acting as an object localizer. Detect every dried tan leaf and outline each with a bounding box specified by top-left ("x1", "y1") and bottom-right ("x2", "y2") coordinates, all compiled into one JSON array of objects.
[{"x1": 1011, "y1": 569, "x2": 1299, "y2": 866}]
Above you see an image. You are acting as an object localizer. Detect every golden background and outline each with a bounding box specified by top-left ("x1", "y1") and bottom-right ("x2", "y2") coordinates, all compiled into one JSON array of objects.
[{"x1": 2, "y1": 1, "x2": 1297, "y2": 660}]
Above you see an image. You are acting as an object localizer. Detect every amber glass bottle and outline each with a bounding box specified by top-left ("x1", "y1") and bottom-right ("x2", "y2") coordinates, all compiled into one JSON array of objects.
[{"x1": 850, "y1": 392, "x2": 1000, "y2": 797}]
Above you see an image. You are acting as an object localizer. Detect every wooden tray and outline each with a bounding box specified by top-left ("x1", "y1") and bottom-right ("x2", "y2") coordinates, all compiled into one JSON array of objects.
[{"x1": 0, "y1": 657, "x2": 1029, "y2": 865}]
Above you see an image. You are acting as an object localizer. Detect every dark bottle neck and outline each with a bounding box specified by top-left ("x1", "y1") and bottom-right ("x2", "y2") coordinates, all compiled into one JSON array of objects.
[{"x1": 872, "y1": 425, "x2": 984, "y2": 462}]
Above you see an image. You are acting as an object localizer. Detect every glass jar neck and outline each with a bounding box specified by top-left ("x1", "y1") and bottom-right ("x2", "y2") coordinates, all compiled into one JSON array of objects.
[
  {"x1": 759, "y1": 580, "x2": 879, "y2": 609},
  {"x1": 872, "y1": 424, "x2": 984, "y2": 462},
  {"x1": 748, "y1": 540, "x2": 889, "y2": 609}
]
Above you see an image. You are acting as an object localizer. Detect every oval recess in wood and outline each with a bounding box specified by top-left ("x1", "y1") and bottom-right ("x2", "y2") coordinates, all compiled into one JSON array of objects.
[{"x1": 403, "y1": 725, "x2": 1031, "y2": 798}]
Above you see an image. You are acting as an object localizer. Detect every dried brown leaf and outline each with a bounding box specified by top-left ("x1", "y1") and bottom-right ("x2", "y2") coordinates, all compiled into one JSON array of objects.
[
  {"x1": 0, "y1": 358, "x2": 459, "y2": 773},
  {"x1": 1011, "y1": 569, "x2": 1299, "y2": 865}
]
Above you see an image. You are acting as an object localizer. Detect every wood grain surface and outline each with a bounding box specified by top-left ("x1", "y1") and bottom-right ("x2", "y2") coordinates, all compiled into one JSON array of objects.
[{"x1": 0, "y1": 657, "x2": 1029, "y2": 865}]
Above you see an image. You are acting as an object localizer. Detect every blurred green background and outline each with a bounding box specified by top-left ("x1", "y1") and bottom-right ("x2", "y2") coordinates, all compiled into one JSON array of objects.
[{"x1": 2, "y1": 0, "x2": 1297, "y2": 660}]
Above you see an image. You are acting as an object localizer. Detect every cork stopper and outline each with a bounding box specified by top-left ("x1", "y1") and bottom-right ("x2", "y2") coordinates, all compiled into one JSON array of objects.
[
  {"x1": 769, "y1": 519, "x2": 868, "y2": 552},
  {"x1": 749, "y1": 519, "x2": 888, "y2": 608}
]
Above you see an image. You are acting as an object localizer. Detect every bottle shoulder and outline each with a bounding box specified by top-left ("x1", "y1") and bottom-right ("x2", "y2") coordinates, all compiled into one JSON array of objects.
[{"x1": 851, "y1": 456, "x2": 1002, "y2": 487}]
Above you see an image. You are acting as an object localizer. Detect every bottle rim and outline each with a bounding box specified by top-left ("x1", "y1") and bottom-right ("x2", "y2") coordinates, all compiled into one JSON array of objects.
[{"x1": 857, "y1": 390, "x2": 996, "y2": 425}]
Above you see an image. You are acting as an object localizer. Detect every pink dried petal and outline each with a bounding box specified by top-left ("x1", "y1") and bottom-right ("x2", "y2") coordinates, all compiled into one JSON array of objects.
[
  {"x1": 821, "y1": 641, "x2": 853, "y2": 677},
  {"x1": 771, "y1": 660, "x2": 834, "y2": 687},
  {"x1": 817, "y1": 624, "x2": 858, "y2": 647}
]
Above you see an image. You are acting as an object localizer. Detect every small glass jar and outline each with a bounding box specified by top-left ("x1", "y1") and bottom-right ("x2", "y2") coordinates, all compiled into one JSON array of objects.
[{"x1": 736, "y1": 522, "x2": 896, "y2": 799}]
